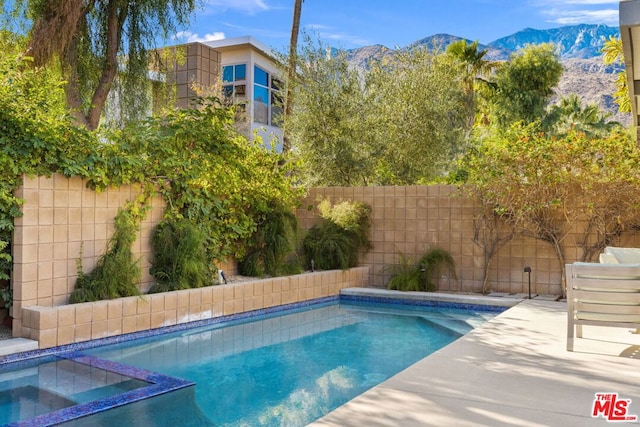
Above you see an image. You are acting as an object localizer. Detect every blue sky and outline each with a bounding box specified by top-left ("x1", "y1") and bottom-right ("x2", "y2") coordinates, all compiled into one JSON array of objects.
[{"x1": 175, "y1": 0, "x2": 620, "y2": 51}]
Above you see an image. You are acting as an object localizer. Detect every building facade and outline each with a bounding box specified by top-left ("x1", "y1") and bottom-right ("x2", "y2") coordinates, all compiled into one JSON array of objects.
[
  {"x1": 204, "y1": 36, "x2": 283, "y2": 151},
  {"x1": 160, "y1": 36, "x2": 283, "y2": 150}
]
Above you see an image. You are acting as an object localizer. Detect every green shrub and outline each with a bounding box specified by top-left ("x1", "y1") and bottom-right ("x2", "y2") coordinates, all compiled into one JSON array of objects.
[
  {"x1": 302, "y1": 199, "x2": 372, "y2": 270},
  {"x1": 70, "y1": 202, "x2": 145, "y2": 303},
  {"x1": 385, "y1": 252, "x2": 423, "y2": 292},
  {"x1": 148, "y1": 218, "x2": 212, "y2": 293},
  {"x1": 386, "y1": 248, "x2": 456, "y2": 292},
  {"x1": 419, "y1": 248, "x2": 456, "y2": 292},
  {"x1": 239, "y1": 206, "x2": 299, "y2": 277}
]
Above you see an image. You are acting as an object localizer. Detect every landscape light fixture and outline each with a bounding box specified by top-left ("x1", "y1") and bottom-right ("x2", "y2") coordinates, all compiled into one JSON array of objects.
[{"x1": 524, "y1": 266, "x2": 532, "y2": 299}]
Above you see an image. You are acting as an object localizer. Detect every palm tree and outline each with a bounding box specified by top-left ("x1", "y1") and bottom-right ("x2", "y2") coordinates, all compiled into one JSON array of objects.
[
  {"x1": 545, "y1": 94, "x2": 619, "y2": 137},
  {"x1": 283, "y1": 0, "x2": 304, "y2": 153},
  {"x1": 602, "y1": 36, "x2": 630, "y2": 114},
  {"x1": 446, "y1": 39, "x2": 497, "y2": 131}
]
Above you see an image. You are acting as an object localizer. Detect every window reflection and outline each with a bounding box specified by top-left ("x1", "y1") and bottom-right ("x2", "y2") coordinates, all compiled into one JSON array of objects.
[{"x1": 253, "y1": 65, "x2": 281, "y2": 127}]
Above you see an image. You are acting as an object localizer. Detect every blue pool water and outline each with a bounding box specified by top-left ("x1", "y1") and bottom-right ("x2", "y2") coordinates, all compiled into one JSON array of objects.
[
  {"x1": 0, "y1": 297, "x2": 502, "y2": 426},
  {"x1": 80, "y1": 300, "x2": 497, "y2": 426}
]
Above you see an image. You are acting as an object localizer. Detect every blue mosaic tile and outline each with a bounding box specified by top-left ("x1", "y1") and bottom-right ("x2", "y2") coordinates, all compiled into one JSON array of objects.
[
  {"x1": 339, "y1": 294, "x2": 508, "y2": 313},
  {"x1": 4, "y1": 352, "x2": 194, "y2": 427}
]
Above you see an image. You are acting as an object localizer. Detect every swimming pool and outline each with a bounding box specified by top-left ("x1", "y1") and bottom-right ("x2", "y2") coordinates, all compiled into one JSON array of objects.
[{"x1": 1, "y1": 295, "x2": 505, "y2": 426}]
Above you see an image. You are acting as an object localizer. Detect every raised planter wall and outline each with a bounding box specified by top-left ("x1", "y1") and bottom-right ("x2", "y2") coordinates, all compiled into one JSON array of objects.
[{"x1": 21, "y1": 268, "x2": 367, "y2": 349}]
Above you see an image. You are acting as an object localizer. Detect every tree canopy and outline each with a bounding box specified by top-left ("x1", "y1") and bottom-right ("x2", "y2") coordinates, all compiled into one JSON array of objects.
[
  {"x1": 446, "y1": 39, "x2": 497, "y2": 130},
  {"x1": 462, "y1": 123, "x2": 640, "y2": 295},
  {"x1": 286, "y1": 39, "x2": 375, "y2": 186},
  {"x1": 286, "y1": 39, "x2": 467, "y2": 186},
  {"x1": 488, "y1": 43, "x2": 563, "y2": 127},
  {"x1": 12, "y1": 0, "x2": 200, "y2": 130}
]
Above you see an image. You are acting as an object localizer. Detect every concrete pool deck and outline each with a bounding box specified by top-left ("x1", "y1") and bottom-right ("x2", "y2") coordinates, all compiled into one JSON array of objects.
[{"x1": 311, "y1": 298, "x2": 640, "y2": 427}]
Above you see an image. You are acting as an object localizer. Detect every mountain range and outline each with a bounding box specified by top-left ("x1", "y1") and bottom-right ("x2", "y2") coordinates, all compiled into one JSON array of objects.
[{"x1": 344, "y1": 24, "x2": 628, "y2": 124}]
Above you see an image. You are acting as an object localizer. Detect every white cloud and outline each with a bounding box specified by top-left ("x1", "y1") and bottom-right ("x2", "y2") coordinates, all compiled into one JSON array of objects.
[
  {"x1": 175, "y1": 31, "x2": 226, "y2": 43},
  {"x1": 530, "y1": 0, "x2": 620, "y2": 26},
  {"x1": 304, "y1": 24, "x2": 371, "y2": 47},
  {"x1": 204, "y1": 0, "x2": 269, "y2": 15},
  {"x1": 306, "y1": 24, "x2": 331, "y2": 31},
  {"x1": 561, "y1": 0, "x2": 618, "y2": 4},
  {"x1": 544, "y1": 8, "x2": 619, "y2": 25}
]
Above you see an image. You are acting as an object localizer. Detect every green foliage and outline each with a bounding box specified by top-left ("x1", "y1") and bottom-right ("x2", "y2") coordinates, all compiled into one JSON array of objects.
[
  {"x1": 149, "y1": 217, "x2": 212, "y2": 293},
  {"x1": 386, "y1": 248, "x2": 456, "y2": 292},
  {"x1": 286, "y1": 38, "x2": 467, "y2": 186},
  {"x1": 70, "y1": 193, "x2": 150, "y2": 303},
  {"x1": 285, "y1": 36, "x2": 376, "y2": 186},
  {"x1": 366, "y1": 49, "x2": 468, "y2": 184},
  {"x1": 105, "y1": 97, "x2": 303, "y2": 263},
  {"x1": 543, "y1": 94, "x2": 620, "y2": 137},
  {"x1": 302, "y1": 200, "x2": 372, "y2": 270},
  {"x1": 1, "y1": 33, "x2": 302, "y2": 299},
  {"x1": 602, "y1": 36, "x2": 630, "y2": 114},
  {"x1": 239, "y1": 205, "x2": 299, "y2": 277},
  {"x1": 489, "y1": 43, "x2": 563, "y2": 127},
  {"x1": 317, "y1": 199, "x2": 372, "y2": 253},
  {"x1": 14, "y1": 0, "x2": 199, "y2": 129},
  {"x1": 446, "y1": 39, "x2": 498, "y2": 132},
  {"x1": 0, "y1": 238, "x2": 12, "y2": 283},
  {"x1": 0, "y1": 37, "x2": 98, "y2": 285},
  {"x1": 385, "y1": 252, "x2": 423, "y2": 292},
  {"x1": 0, "y1": 285, "x2": 12, "y2": 309},
  {"x1": 303, "y1": 222, "x2": 357, "y2": 270},
  {"x1": 463, "y1": 124, "x2": 640, "y2": 294},
  {"x1": 0, "y1": 242, "x2": 12, "y2": 306}
]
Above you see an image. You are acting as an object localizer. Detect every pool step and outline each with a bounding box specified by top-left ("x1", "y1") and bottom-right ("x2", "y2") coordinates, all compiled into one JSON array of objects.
[
  {"x1": 0, "y1": 338, "x2": 39, "y2": 357},
  {"x1": 424, "y1": 317, "x2": 474, "y2": 335}
]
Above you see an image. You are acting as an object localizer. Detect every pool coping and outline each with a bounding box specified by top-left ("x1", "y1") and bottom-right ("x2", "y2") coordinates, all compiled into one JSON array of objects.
[{"x1": 0, "y1": 290, "x2": 511, "y2": 426}]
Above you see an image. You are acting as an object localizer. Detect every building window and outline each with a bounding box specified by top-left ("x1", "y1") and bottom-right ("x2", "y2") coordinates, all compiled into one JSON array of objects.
[
  {"x1": 223, "y1": 64, "x2": 246, "y2": 83},
  {"x1": 222, "y1": 64, "x2": 247, "y2": 102},
  {"x1": 253, "y1": 65, "x2": 281, "y2": 127}
]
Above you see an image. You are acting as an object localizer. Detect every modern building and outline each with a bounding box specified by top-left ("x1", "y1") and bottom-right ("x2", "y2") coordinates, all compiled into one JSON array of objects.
[{"x1": 159, "y1": 36, "x2": 283, "y2": 150}]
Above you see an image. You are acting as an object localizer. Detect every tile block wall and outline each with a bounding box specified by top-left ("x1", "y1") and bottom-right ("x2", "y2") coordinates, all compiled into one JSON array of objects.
[
  {"x1": 14, "y1": 176, "x2": 640, "y2": 343},
  {"x1": 296, "y1": 186, "x2": 640, "y2": 296},
  {"x1": 12, "y1": 175, "x2": 166, "y2": 337},
  {"x1": 163, "y1": 42, "x2": 222, "y2": 109},
  {"x1": 21, "y1": 268, "x2": 367, "y2": 349}
]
